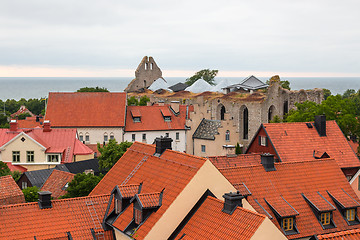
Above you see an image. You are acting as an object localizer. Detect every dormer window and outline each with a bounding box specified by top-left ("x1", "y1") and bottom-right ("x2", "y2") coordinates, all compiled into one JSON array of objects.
[
  {"x1": 282, "y1": 217, "x2": 293, "y2": 231},
  {"x1": 131, "y1": 109, "x2": 142, "y2": 123},
  {"x1": 346, "y1": 208, "x2": 356, "y2": 221},
  {"x1": 133, "y1": 117, "x2": 141, "y2": 123},
  {"x1": 160, "y1": 108, "x2": 172, "y2": 122},
  {"x1": 321, "y1": 212, "x2": 331, "y2": 225},
  {"x1": 328, "y1": 190, "x2": 360, "y2": 225},
  {"x1": 164, "y1": 116, "x2": 171, "y2": 122}
]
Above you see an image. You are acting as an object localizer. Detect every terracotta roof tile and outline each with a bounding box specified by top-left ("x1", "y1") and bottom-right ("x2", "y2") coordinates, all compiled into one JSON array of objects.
[
  {"x1": 208, "y1": 153, "x2": 262, "y2": 168},
  {"x1": 40, "y1": 169, "x2": 75, "y2": 198},
  {"x1": 118, "y1": 184, "x2": 141, "y2": 198},
  {"x1": 219, "y1": 159, "x2": 360, "y2": 239},
  {"x1": 328, "y1": 189, "x2": 360, "y2": 209},
  {"x1": 125, "y1": 105, "x2": 190, "y2": 132},
  {"x1": 17, "y1": 116, "x2": 42, "y2": 128},
  {"x1": 265, "y1": 196, "x2": 299, "y2": 217},
  {"x1": 175, "y1": 196, "x2": 265, "y2": 240},
  {"x1": 317, "y1": 228, "x2": 360, "y2": 239},
  {"x1": 137, "y1": 192, "x2": 162, "y2": 208},
  {"x1": 0, "y1": 194, "x2": 113, "y2": 240},
  {"x1": 45, "y1": 92, "x2": 126, "y2": 127},
  {"x1": 259, "y1": 121, "x2": 360, "y2": 168},
  {"x1": 90, "y1": 142, "x2": 207, "y2": 239},
  {"x1": 5, "y1": 162, "x2": 27, "y2": 173},
  {"x1": 302, "y1": 192, "x2": 336, "y2": 212},
  {"x1": 0, "y1": 175, "x2": 25, "y2": 206}
]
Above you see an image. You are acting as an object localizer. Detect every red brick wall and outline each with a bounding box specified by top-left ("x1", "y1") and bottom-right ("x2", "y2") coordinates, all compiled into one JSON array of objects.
[{"x1": 246, "y1": 127, "x2": 279, "y2": 161}]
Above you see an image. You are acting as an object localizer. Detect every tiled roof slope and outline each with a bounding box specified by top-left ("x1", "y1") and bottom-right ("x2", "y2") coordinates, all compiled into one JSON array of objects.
[
  {"x1": 208, "y1": 153, "x2": 262, "y2": 168},
  {"x1": 45, "y1": 92, "x2": 126, "y2": 127},
  {"x1": 55, "y1": 158, "x2": 101, "y2": 175},
  {"x1": 220, "y1": 159, "x2": 360, "y2": 239},
  {"x1": 0, "y1": 194, "x2": 113, "y2": 240},
  {"x1": 23, "y1": 168, "x2": 53, "y2": 188},
  {"x1": 193, "y1": 119, "x2": 222, "y2": 140},
  {"x1": 260, "y1": 121, "x2": 360, "y2": 168},
  {"x1": 40, "y1": 169, "x2": 75, "y2": 198},
  {"x1": 316, "y1": 228, "x2": 360, "y2": 239},
  {"x1": 125, "y1": 105, "x2": 190, "y2": 131},
  {"x1": 17, "y1": 116, "x2": 42, "y2": 128},
  {"x1": 175, "y1": 196, "x2": 265, "y2": 240},
  {"x1": 0, "y1": 175, "x2": 25, "y2": 206},
  {"x1": 90, "y1": 142, "x2": 207, "y2": 239}
]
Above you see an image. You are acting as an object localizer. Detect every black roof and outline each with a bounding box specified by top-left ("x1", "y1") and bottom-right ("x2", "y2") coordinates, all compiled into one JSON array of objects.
[
  {"x1": 169, "y1": 82, "x2": 188, "y2": 92},
  {"x1": 54, "y1": 158, "x2": 102, "y2": 175},
  {"x1": 24, "y1": 168, "x2": 53, "y2": 188}
]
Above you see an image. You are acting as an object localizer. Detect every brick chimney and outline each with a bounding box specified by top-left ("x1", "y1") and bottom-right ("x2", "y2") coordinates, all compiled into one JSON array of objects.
[
  {"x1": 222, "y1": 191, "x2": 244, "y2": 214},
  {"x1": 261, "y1": 153, "x2": 276, "y2": 172},
  {"x1": 170, "y1": 101, "x2": 180, "y2": 114},
  {"x1": 38, "y1": 191, "x2": 52, "y2": 209},
  {"x1": 9, "y1": 120, "x2": 18, "y2": 132},
  {"x1": 43, "y1": 120, "x2": 51, "y2": 132},
  {"x1": 314, "y1": 115, "x2": 326, "y2": 137},
  {"x1": 154, "y1": 136, "x2": 173, "y2": 156}
]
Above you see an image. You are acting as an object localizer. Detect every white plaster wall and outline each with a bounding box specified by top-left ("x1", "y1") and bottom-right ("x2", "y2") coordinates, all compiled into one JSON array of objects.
[
  {"x1": 77, "y1": 127, "x2": 124, "y2": 144},
  {"x1": 124, "y1": 130, "x2": 186, "y2": 152}
]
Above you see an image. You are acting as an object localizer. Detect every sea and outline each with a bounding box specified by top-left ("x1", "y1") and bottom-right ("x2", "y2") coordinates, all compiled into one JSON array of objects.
[{"x1": 0, "y1": 77, "x2": 360, "y2": 100}]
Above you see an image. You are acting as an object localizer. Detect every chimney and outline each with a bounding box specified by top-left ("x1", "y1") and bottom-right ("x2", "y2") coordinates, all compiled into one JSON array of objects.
[
  {"x1": 36, "y1": 115, "x2": 40, "y2": 122},
  {"x1": 155, "y1": 136, "x2": 173, "y2": 156},
  {"x1": 314, "y1": 115, "x2": 326, "y2": 137},
  {"x1": 38, "y1": 191, "x2": 52, "y2": 209},
  {"x1": 222, "y1": 191, "x2": 244, "y2": 214},
  {"x1": 43, "y1": 120, "x2": 51, "y2": 132},
  {"x1": 9, "y1": 120, "x2": 18, "y2": 132},
  {"x1": 170, "y1": 101, "x2": 180, "y2": 113},
  {"x1": 261, "y1": 153, "x2": 276, "y2": 172}
]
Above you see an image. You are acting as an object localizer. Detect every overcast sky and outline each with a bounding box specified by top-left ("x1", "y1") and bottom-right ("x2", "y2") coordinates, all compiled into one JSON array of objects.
[{"x1": 1, "y1": 0, "x2": 360, "y2": 77}]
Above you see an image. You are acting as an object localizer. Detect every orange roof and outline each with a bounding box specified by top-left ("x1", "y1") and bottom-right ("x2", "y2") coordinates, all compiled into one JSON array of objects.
[
  {"x1": 317, "y1": 228, "x2": 360, "y2": 239},
  {"x1": 136, "y1": 192, "x2": 162, "y2": 208},
  {"x1": 0, "y1": 194, "x2": 113, "y2": 239},
  {"x1": 253, "y1": 121, "x2": 360, "y2": 168},
  {"x1": 17, "y1": 116, "x2": 42, "y2": 128},
  {"x1": 5, "y1": 162, "x2": 27, "y2": 173},
  {"x1": 175, "y1": 196, "x2": 265, "y2": 240},
  {"x1": 45, "y1": 92, "x2": 126, "y2": 127},
  {"x1": 90, "y1": 142, "x2": 207, "y2": 239},
  {"x1": 10, "y1": 106, "x2": 34, "y2": 118},
  {"x1": 219, "y1": 159, "x2": 360, "y2": 239},
  {"x1": 125, "y1": 105, "x2": 191, "y2": 132},
  {"x1": 0, "y1": 175, "x2": 25, "y2": 206},
  {"x1": 40, "y1": 170, "x2": 75, "y2": 198},
  {"x1": 0, "y1": 127, "x2": 93, "y2": 163},
  {"x1": 118, "y1": 184, "x2": 141, "y2": 198},
  {"x1": 208, "y1": 153, "x2": 262, "y2": 168}
]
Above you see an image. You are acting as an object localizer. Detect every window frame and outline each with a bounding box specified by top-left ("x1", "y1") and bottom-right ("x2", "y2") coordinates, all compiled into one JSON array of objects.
[
  {"x1": 176, "y1": 132, "x2": 180, "y2": 140},
  {"x1": 321, "y1": 212, "x2": 331, "y2": 225},
  {"x1": 164, "y1": 116, "x2": 171, "y2": 122},
  {"x1": 85, "y1": 133, "x2": 90, "y2": 142},
  {"x1": 225, "y1": 130, "x2": 230, "y2": 141},
  {"x1": 347, "y1": 209, "x2": 356, "y2": 221},
  {"x1": 104, "y1": 133, "x2": 108, "y2": 142},
  {"x1": 201, "y1": 145, "x2": 206, "y2": 153},
  {"x1": 47, "y1": 154, "x2": 59, "y2": 163},
  {"x1": 142, "y1": 133, "x2": 146, "y2": 142},
  {"x1": 12, "y1": 151, "x2": 20, "y2": 163},
  {"x1": 133, "y1": 117, "x2": 141, "y2": 123},
  {"x1": 26, "y1": 151, "x2": 34, "y2": 163},
  {"x1": 282, "y1": 217, "x2": 294, "y2": 231},
  {"x1": 132, "y1": 134, "x2": 136, "y2": 142}
]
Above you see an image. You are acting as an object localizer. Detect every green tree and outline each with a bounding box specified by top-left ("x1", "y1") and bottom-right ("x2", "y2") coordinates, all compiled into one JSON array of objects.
[
  {"x1": 270, "y1": 115, "x2": 282, "y2": 123},
  {"x1": 77, "y1": 87, "x2": 109, "y2": 92},
  {"x1": 22, "y1": 186, "x2": 39, "y2": 202},
  {"x1": 323, "y1": 89, "x2": 332, "y2": 100},
  {"x1": 139, "y1": 96, "x2": 150, "y2": 106},
  {"x1": 342, "y1": 89, "x2": 356, "y2": 99},
  {"x1": 280, "y1": 80, "x2": 291, "y2": 90},
  {"x1": 17, "y1": 112, "x2": 31, "y2": 120},
  {"x1": 186, "y1": 69, "x2": 218, "y2": 86},
  {"x1": 98, "y1": 139, "x2": 132, "y2": 171},
  {"x1": 0, "y1": 161, "x2": 11, "y2": 176},
  {"x1": 235, "y1": 143, "x2": 242, "y2": 154},
  {"x1": 0, "y1": 114, "x2": 9, "y2": 128},
  {"x1": 127, "y1": 96, "x2": 139, "y2": 106},
  {"x1": 60, "y1": 173, "x2": 103, "y2": 198},
  {"x1": 11, "y1": 171, "x2": 22, "y2": 182}
]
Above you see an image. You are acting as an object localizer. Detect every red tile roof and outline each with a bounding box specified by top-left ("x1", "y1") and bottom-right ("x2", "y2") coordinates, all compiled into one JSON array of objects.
[
  {"x1": 5, "y1": 162, "x2": 27, "y2": 173},
  {"x1": 40, "y1": 169, "x2": 75, "y2": 198},
  {"x1": 252, "y1": 121, "x2": 360, "y2": 168},
  {"x1": 0, "y1": 194, "x2": 113, "y2": 240},
  {"x1": 317, "y1": 228, "x2": 360, "y2": 239},
  {"x1": 0, "y1": 127, "x2": 93, "y2": 163},
  {"x1": 125, "y1": 105, "x2": 191, "y2": 132},
  {"x1": 45, "y1": 92, "x2": 126, "y2": 127},
  {"x1": 219, "y1": 159, "x2": 360, "y2": 239},
  {"x1": 118, "y1": 184, "x2": 141, "y2": 198},
  {"x1": 0, "y1": 175, "x2": 25, "y2": 206},
  {"x1": 208, "y1": 153, "x2": 262, "y2": 168},
  {"x1": 175, "y1": 196, "x2": 266, "y2": 240},
  {"x1": 17, "y1": 116, "x2": 42, "y2": 128},
  {"x1": 90, "y1": 142, "x2": 207, "y2": 239},
  {"x1": 302, "y1": 192, "x2": 336, "y2": 212},
  {"x1": 136, "y1": 192, "x2": 162, "y2": 208},
  {"x1": 10, "y1": 105, "x2": 34, "y2": 118}
]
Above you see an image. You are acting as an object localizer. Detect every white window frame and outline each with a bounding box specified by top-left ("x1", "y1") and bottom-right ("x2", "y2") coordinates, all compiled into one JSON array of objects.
[
  {"x1": 260, "y1": 136, "x2": 267, "y2": 146},
  {"x1": 47, "y1": 154, "x2": 60, "y2": 162}
]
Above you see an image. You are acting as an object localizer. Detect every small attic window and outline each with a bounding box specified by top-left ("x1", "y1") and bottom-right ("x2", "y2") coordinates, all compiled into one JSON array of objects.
[
  {"x1": 259, "y1": 136, "x2": 268, "y2": 146},
  {"x1": 133, "y1": 117, "x2": 141, "y2": 123},
  {"x1": 164, "y1": 116, "x2": 171, "y2": 122},
  {"x1": 282, "y1": 217, "x2": 293, "y2": 231},
  {"x1": 21, "y1": 137, "x2": 26, "y2": 142}
]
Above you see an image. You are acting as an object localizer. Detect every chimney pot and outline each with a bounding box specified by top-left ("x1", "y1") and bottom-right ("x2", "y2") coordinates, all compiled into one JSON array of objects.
[
  {"x1": 9, "y1": 120, "x2": 18, "y2": 132},
  {"x1": 261, "y1": 153, "x2": 276, "y2": 171},
  {"x1": 38, "y1": 191, "x2": 52, "y2": 209},
  {"x1": 222, "y1": 192, "x2": 244, "y2": 214},
  {"x1": 155, "y1": 136, "x2": 173, "y2": 156},
  {"x1": 314, "y1": 115, "x2": 326, "y2": 137}
]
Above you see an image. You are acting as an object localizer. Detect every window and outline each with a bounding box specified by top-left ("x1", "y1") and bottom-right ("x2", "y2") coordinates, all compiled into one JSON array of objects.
[
  {"x1": 134, "y1": 208, "x2": 142, "y2": 225},
  {"x1": 282, "y1": 217, "x2": 293, "y2": 231},
  {"x1": 62, "y1": 182, "x2": 69, "y2": 191},
  {"x1": 132, "y1": 134, "x2": 136, "y2": 142},
  {"x1": 104, "y1": 133, "x2": 108, "y2": 142},
  {"x1": 220, "y1": 105, "x2": 226, "y2": 120},
  {"x1": 176, "y1": 132, "x2": 180, "y2": 140},
  {"x1": 21, "y1": 181, "x2": 27, "y2": 189},
  {"x1": 47, "y1": 154, "x2": 59, "y2": 162},
  {"x1": 85, "y1": 133, "x2": 90, "y2": 142},
  {"x1": 110, "y1": 133, "x2": 115, "y2": 140},
  {"x1": 133, "y1": 117, "x2": 141, "y2": 123},
  {"x1": 243, "y1": 107, "x2": 248, "y2": 139},
  {"x1": 164, "y1": 116, "x2": 171, "y2": 122},
  {"x1": 321, "y1": 212, "x2": 331, "y2": 225},
  {"x1": 347, "y1": 209, "x2": 356, "y2": 221},
  {"x1": 142, "y1": 133, "x2": 146, "y2": 142},
  {"x1": 225, "y1": 130, "x2": 230, "y2": 141},
  {"x1": 115, "y1": 198, "x2": 121, "y2": 214},
  {"x1": 201, "y1": 145, "x2": 206, "y2": 153},
  {"x1": 12, "y1": 151, "x2": 20, "y2": 162},
  {"x1": 259, "y1": 136, "x2": 267, "y2": 146},
  {"x1": 27, "y1": 151, "x2": 34, "y2": 162},
  {"x1": 79, "y1": 133, "x2": 83, "y2": 142}
]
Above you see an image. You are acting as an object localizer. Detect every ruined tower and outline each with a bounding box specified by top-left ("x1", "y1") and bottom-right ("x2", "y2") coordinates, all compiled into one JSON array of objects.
[{"x1": 124, "y1": 56, "x2": 164, "y2": 92}]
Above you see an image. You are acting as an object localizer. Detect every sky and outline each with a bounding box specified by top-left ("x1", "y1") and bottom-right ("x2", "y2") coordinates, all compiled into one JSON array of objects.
[{"x1": 1, "y1": 0, "x2": 360, "y2": 77}]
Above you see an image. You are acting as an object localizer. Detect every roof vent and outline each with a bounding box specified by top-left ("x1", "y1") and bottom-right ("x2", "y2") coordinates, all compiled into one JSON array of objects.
[
  {"x1": 9, "y1": 120, "x2": 18, "y2": 132},
  {"x1": 154, "y1": 136, "x2": 173, "y2": 156},
  {"x1": 222, "y1": 191, "x2": 244, "y2": 214},
  {"x1": 261, "y1": 153, "x2": 276, "y2": 172},
  {"x1": 38, "y1": 191, "x2": 52, "y2": 209},
  {"x1": 306, "y1": 123, "x2": 313, "y2": 128},
  {"x1": 314, "y1": 115, "x2": 326, "y2": 137}
]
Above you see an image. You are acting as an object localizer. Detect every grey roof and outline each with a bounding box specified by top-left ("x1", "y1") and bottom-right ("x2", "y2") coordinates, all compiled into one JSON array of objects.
[
  {"x1": 54, "y1": 158, "x2": 102, "y2": 175},
  {"x1": 24, "y1": 168, "x2": 53, "y2": 188},
  {"x1": 169, "y1": 82, "x2": 188, "y2": 92},
  {"x1": 223, "y1": 75, "x2": 268, "y2": 90},
  {"x1": 193, "y1": 119, "x2": 222, "y2": 140}
]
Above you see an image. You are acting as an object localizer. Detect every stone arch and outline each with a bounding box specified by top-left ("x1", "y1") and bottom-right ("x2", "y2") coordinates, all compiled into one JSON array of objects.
[
  {"x1": 217, "y1": 104, "x2": 226, "y2": 120},
  {"x1": 240, "y1": 105, "x2": 249, "y2": 140},
  {"x1": 268, "y1": 105, "x2": 276, "y2": 123}
]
